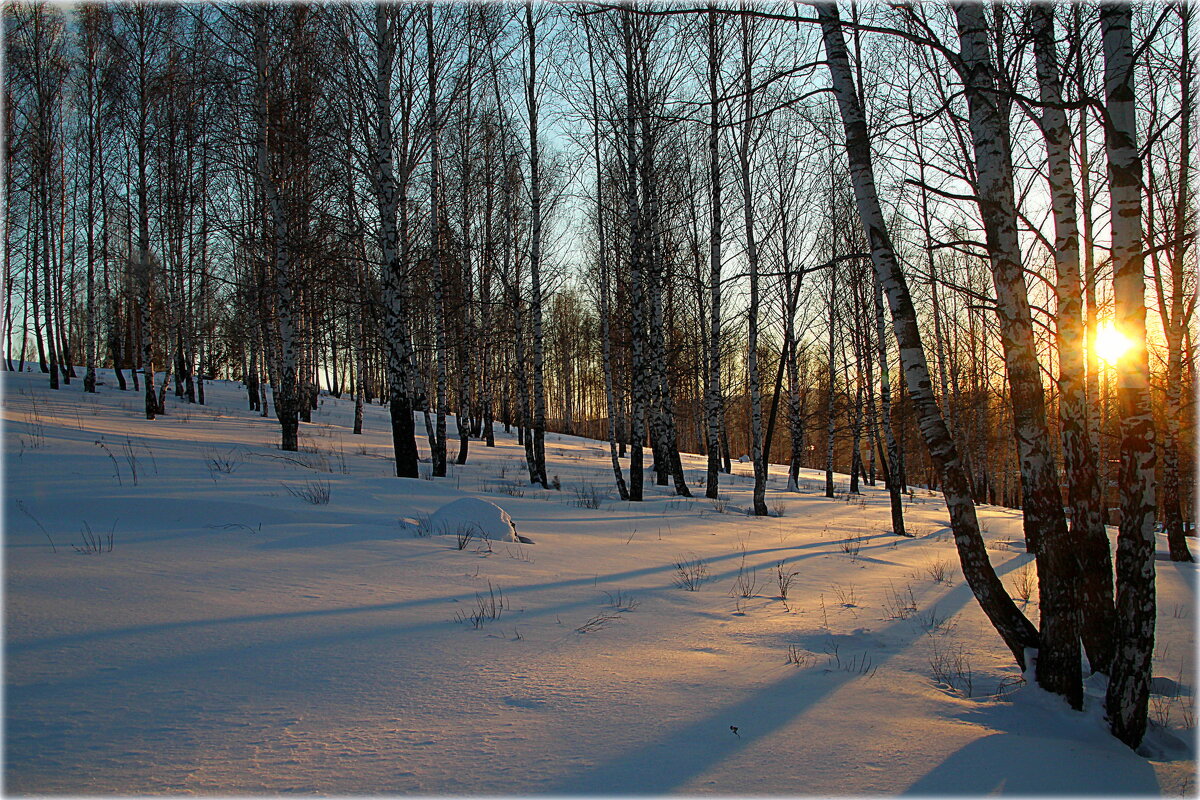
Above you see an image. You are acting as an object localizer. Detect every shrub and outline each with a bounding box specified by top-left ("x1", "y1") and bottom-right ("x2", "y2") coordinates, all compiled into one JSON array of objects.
[
  {"x1": 775, "y1": 561, "x2": 796, "y2": 609},
  {"x1": 925, "y1": 557, "x2": 953, "y2": 584},
  {"x1": 672, "y1": 554, "x2": 709, "y2": 591},
  {"x1": 882, "y1": 581, "x2": 918, "y2": 620},
  {"x1": 285, "y1": 478, "x2": 331, "y2": 505},
  {"x1": 729, "y1": 545, "x2": 760, "y2": 599},
  {"x1": 929, "y1": 641, "x2": 974, "y2": 696},
  {"x1": 602, "y1": 589, "x2": 640, "y2": 611},
  {"x1": 1010, "y1": 561, "x2": 1037, "y2": 604},
  {"x1": 74, "y1": 521, "x2": 114, "y2": 554},
  {"x1": 575, "y1": 612, "x2": 620, "y2": 633},
  {"x1": 454, "y1": 581, "x2": 506, "y2": 629},
  {"x1": 839, "y1": 532, "x2": 863, "y2": 558},
  {"x1": 572, "y1": 483, "x2": 605, "y2": 509}
]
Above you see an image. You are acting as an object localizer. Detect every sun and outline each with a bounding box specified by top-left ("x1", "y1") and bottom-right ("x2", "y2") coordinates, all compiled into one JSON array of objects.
[{"x1": 1094, "y1": 321, "x2": 1133, "y2": 365}]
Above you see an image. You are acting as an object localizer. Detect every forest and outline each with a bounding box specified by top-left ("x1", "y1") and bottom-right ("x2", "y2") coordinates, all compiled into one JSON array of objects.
[{"x1": 3, "y1": 1, "x2": 1196, "y2": 754}]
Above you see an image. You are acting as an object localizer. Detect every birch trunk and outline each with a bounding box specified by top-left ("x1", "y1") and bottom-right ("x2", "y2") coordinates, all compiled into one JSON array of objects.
[
  {"x1": 135, "y1": 40, "x2": 153, "y2": 416},
  {"x1": 642, "y1": 127, "x2": 690, "y2": 498},
  {"x1": 824, "y1": 268, "x2": 837, "y2": 499},
  {"x1": 374, "y1": 6, "x2": 420, "y2": 476},
  {"x1": 586, "y1": 21, "x2": 629, "y2": 501},
  {"x1": 428, "y1": 6, "x2": 447, "y2": 479},
  {"x1": 82, "y1": 11, "x2": 99, "y2": 394},
  {"x1": 253, "y1": 9, "x2": 298, "y2": 452},
  {"x1": 1032, "y1": 1, "x2": 1115, "y2": 674},
  {"x1": 622, "y1": 8, "x2": 645, "y2": 502},
  {"x1": 1073, "y1": 5, "x2": 1105, "y2": 489},
  {"x1": 954, "y1": 2, "x2": 1078, "y2": 707},
  {"x1": 525, "y1": 1, "x2": 548, "y2": 488},
  {"x1": 1154, "y1": 6, "x2": 1194, "y2": 563},
  {"x1": 705, "y1": 6, "x2": 724, "y2": 501},
  {"x1": 1100, "y1": 2, "x2": 1157, "y2": 750},
  {"x1": 874, "y1": 273, "x2": 906, "y2": 536},
  {"x1": 817, "y1": 2, "x2": 1038, "y2": 667},
  {"x1": 738, "y1": 10, "x2": 767, "y2": 517}
]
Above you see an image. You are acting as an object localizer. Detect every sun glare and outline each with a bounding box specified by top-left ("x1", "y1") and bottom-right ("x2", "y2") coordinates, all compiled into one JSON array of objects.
[{"x1": 1094, "y1": 321, "x2": 1133, "y2": 365}]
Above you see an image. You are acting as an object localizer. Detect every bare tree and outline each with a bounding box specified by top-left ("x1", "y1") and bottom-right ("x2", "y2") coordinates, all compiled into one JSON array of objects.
[
  {"x1": 1030, "y1": 0, "x2": 1114, "y2": 676},
  {"x1": 816, "y1": 1, "x2": 1039, "y2": 669},
  {"x1": 1100, "y1": 1, "x2": 1158, "y2": 751}
]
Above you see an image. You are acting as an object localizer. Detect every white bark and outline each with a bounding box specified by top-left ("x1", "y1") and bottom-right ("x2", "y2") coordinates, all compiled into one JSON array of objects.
[{"x1": 1100, "y1": 2, "x2": 1157, "y2": 750}]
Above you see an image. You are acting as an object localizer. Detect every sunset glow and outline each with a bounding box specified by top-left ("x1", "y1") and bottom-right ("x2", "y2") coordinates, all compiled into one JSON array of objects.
[{"x1": 1095, "y1": 321, "x2": 1134, "y2": 365}]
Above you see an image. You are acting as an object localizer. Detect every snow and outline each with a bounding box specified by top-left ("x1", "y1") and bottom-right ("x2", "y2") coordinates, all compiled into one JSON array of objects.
[
  {"x1": 3, "y1": 369, "x2": 1195, "y2": 795},
  {"x1": 425, "y1": 496, "x2": 525, "y2": 544}
]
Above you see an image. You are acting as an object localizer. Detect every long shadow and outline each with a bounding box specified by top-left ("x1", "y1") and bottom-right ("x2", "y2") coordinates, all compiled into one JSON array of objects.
[
  {"x1": 901, "y1": 733, "x2": 1158, "y2": 795},
  {"x1": 11, "y1": 554, "x2": 773, "y2": 707},
  {"x1": 551, "y1": 556, "x2": 1032, "y2": 795},
  {"x1": 0, "y1": 548, "x2": 733, "y2": 656},
  {"x1": 8, "y1": 533, "x2": 910, "y2": 657},
  {"x1": 6, "y1": 612, "x2": 451, "y2": 706},
  {"x1": 1170, "y1": 559, "x2": 1196, "y2": 599}
]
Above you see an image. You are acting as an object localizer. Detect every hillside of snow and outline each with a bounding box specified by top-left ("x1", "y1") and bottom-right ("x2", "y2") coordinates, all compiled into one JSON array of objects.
[{"x1": 3, "y1": 370, "x2": 1195, "y2": 795}]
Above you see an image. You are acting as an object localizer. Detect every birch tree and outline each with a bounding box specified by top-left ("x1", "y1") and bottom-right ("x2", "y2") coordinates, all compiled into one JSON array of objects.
[
  {"x1": 371, "y1": 4, "x2": 421, "y2": 478},
  {"x1": 816, "y1": 1, "x2": 1039, "y2": 669},
  {"x1": 524, "y1": 1, "x2": 549, "y2": 488},
  {"x1": 1100, "y1": 1, "x2": 1158, "y2": 750},
  {"x1": 1030, "y1": 0, "x2": 1114, "y2": 675},
  {"x1": 953, "y1": 1, "x2": 1079, "y2": 708}
]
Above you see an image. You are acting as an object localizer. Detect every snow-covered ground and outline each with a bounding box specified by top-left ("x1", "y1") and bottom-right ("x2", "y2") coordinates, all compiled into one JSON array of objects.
[{"x1": 3, "y1": 369, "x2": 1195, "y2": 795}]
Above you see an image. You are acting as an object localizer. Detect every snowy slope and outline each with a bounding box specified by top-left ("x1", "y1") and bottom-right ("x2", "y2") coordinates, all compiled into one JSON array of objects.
[{"x1": 3, "y1": 370, "x2": 1195, "y2": 795}]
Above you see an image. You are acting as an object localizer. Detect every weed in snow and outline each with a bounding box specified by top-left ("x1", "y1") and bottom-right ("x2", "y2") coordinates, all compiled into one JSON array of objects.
[
  {"x1": 839, "y1": 532, "x2": 864, "y2": 559},
  {"x1": 928, "y1": 640, "x2": 973, "y2": 697},
  {"x1": 918, "y1": 606, "x2": 954, "y2": 636},
  {"x1": 672, "y1": 554, "x2": 709, "y2": 591},
  {"x1": 924, "y1": 557, "x2": 953, "y2": 584},
  {"x1": 882, "y1": 581, "x2": 918, "y2": 620},
  {"x1": 775, "y1": 561, "x2": 796, "y2": 610},
  {"x1": 572, "y1": 482, "x2": 605, "y2": 509},
  {"x1": 16, "y1": 500, "x2": 56, "y2": 552},
  {"x1": 786, "y1": 644, "x2": 817, "y2": 667},
  {"x1": 203, "y1": 446, "x2": 242, "y2": 478},
  {"x1": 1009, "y1": 561, "x2": 1037, "y2": 604},
  {"x1": 825, "y1": 644, "x2": 878, "y2": 678},
  {"x1": 831, "y1": 582, "x2": 859, "y2": 608},
  {"x1": 575, "y1": 612, "x2": 620, "y2": 633},
  {"x1": 74, "y1": 520, "x2": 115, "y2": 554},
  {"x1": 729, "y1": 545, "x2": 760, "y2": 599},
  {"x1": 603, "y1": 589, "x2": 640, "y2": 611},
  {"x1": 284, "y1": 478, "x2": 331, "y2": 505},
  {"x1": 454, "y1": 581, "x2": 507, "y2": 629}
]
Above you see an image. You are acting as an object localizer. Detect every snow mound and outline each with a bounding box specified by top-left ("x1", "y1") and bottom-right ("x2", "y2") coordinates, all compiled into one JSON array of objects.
[{"x1": 427, "y1": 497, "x2": 532, "y2": 544}]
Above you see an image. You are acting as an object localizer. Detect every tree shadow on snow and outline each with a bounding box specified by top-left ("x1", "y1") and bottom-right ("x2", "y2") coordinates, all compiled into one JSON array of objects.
[
  {"x1": 901, "y1": 733, "x2": 1158, "y2": 795},
  {"x1": 549, "y1": 556, "x2": 1112, "y2": 796}
]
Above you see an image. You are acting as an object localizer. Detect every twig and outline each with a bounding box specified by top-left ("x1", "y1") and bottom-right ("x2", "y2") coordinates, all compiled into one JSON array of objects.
[{"x1": 16, "y1": 500, "x2": 55, "y2": 553}]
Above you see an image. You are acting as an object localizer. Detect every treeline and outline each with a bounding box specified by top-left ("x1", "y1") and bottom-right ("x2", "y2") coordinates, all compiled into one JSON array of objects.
[{"x1": 3, "y1": 1, "x2": 1196, "y2": 747}]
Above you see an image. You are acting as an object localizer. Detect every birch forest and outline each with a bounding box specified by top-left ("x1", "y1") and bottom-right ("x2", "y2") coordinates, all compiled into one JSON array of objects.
[{"x1": 3, "y1": 1, "x2": 1196, "y2": 750}]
